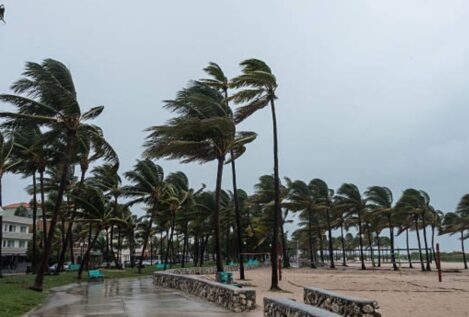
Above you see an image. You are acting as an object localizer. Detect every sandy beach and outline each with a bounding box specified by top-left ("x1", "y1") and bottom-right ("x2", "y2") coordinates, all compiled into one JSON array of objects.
[{"x1": 223, "y1": 262, "x2": 469, "y2": 317}]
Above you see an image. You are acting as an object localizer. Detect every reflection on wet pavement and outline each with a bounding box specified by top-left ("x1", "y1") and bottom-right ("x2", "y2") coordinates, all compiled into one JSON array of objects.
[{"x1": 29, "y1": 277, "x2": 253, "y2": 317}]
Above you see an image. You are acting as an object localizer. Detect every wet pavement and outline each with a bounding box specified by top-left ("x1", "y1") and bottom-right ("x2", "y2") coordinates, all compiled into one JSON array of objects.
[{"x1": 29, "y1": 277, "x2": 256, "y2": 317}]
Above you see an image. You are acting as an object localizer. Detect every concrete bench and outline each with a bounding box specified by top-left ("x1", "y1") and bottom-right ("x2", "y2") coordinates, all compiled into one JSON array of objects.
[{"x1": 264, "y1": 297, "x2": 342, "y2": 317}]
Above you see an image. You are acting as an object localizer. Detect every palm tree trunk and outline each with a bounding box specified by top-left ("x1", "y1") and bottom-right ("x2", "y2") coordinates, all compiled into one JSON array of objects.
[
  {"x1": 270, "y1": 99, "x2": 281, "y2": 290},
  {"x1": 138, "y1": 213, "x2": 154, "y2": 274},
  {"x1": 326, "y1": 208, "x2": 335, "y2": 269},
  {"x1": 105, "y1": 228, "x2": 110, "y2": 268},
  {"x1": 85, "y1": 222, "x2": 92, "y2": 270},
  {"x1": 39, "y1": 170, "x2": 47, "y2": 247},
  {"x1": 230, "y1": 151, "x2": 245, "y2": 279},
  {"x1": 431, "y1": 225, "x2": 436, "y2": 263},
  {"x1": 77, "y1": 228, "x2": 100, "y2": 279},
  {"x1": 58, "y1": 219, "x2": 74, "y2": 271},
  {"x1": 31, "y1": 173, "x2": 38, "y2": 273},
  {"x1": 406, "y1": 228, "x2": 413, "y2": 268},
  {"x1": 319, "y1": 232, "x2": 325, "y2": 263},
  {"x1": 357, "y1": 210, "x2": 366, "y2": 270},
  {"x1": 32, "y1": 134, "x2": 75, "y2": 291},
  {"x1": 421, "y1": 213, "x2": 431, "y2": 271},
  {"x1": 308, "y1": 209, "x2": 316, "y2": 268},
  {"x1": 461, "y1": 231, "x2": 467, "y2": 270},
  {"x1": 340, "y1": 224, "x2": 347, "y2": 266},
  {"x1": 214, "y1": 156, "x2": 225, "y2": 273},
  {"x1": 389, "y1": 217, "x2": 398, "y2": 270},
  {"x1": 164, "y1": 212, "x2": 176, "y2": 270},
  {"x1": 182, "y1": 223, "x2": 188, "y2": 268},
  {"x1": 281, "y1": 219, "x2": 290, "y2": 268},
  {"x1": 414, "y1": 216, "x2": 425, "y2": 271},
  {"x1": 367, "y1": 229, "x2": 375, "y2": 267},
  {"x1": 377, "y1": 233, "x2": 381, "y2": 267}
]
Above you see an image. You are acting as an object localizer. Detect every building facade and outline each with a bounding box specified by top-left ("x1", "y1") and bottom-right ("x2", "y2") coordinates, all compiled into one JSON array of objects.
[{"x1": 0, "y1": 204, "x2": 33, "y2": 272}]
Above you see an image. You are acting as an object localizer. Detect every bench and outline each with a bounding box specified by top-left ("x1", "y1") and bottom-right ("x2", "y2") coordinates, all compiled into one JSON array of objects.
[
  {"x1": 88, "y1": 269, "x2": 104, "y2": 280},
  {"x1": 67, "y1": 264, "x2": 80, "y2": 271},
  {"x1": 217, "y1": 271, "x2": 234, "y2": 284},
  {"x1": 155, "y1": 263, "x2": 170, "y2": 270}
]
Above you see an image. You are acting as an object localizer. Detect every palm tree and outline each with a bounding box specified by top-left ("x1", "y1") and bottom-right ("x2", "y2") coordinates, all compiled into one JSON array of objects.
[
  {"x1": 144, "y1": 81, "x2": 255, "y2": 274},
  {"x1": 201, "y1": 62, "x2": 254, "y2": 279},
  {"x1": 231, "y1": 59, "x2": 281, "y2": 289},
  {"x1": 0, "y1": 129, "x2": 17, "y2": 206},
  {"x1": 336, "y1": 183, "x2": 367, "y2": 270},
  {"x1": 365, "y1": 186, "x2": 398, "y2": 270},
  {"x1": 0, "y1": 59, "x2": 115, "y2": 291},
  {"x1": 73, "y1": 185, "x2": 122, "y2": 279},
  {"x1": 285, "y1": 179, "x2": 318, "y2": 268},
  {"x1": 395, "y1": 189, "x2": 427, "y2": 271},
  {"x1": 123, "y1": 159, "x2": 170, "y2": 273},
  {"x1": 441, "y1": 211, "x2": 468, "y2": 269},
  {"x1": 310, "y1": 179, "x2": 335, "y2": 269}
]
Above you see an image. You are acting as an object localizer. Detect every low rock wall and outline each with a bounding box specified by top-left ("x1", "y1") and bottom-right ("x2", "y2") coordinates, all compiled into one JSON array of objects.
[
  {"x1": 304, "y1": 287, "x2": 381, "y2": 317},
  {"x1": 168, "y1": 264, "x2": 258, "y2": 275},
  {"x1": 153, "y1": 271, "x2": 256, "y2": 312},
  {"x1": 264, "y1": 297, "x2": 342, "y2": 317}
]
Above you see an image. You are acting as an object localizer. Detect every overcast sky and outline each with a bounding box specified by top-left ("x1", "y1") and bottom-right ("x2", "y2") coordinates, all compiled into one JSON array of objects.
[{"x1": 1, "y1": 0, "x2": 469, "y2": 251}]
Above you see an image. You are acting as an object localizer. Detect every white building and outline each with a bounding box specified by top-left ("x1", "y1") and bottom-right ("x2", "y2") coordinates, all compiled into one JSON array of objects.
[{"x1": 1, "y1": 205, "x2": 33, "y2": 258}]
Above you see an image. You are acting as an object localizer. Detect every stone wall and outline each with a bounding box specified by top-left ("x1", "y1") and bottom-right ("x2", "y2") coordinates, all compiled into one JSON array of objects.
[
  {"x1": 264, "y1": 297, "x2": 342, "y2": 317},
  {"x1": 168, "y1": 264, "x2": 258, "y2": 275},
  {"x1": 153, "y1": 271, "x2": 256, "y2": 312},
  {"x1": 304, "y1": 287, "x2": 381, "y2": 317}
]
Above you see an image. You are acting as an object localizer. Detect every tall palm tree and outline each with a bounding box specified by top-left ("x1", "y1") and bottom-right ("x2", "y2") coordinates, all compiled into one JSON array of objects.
[
  {"x1": 201, "y1": 62, "x2": 254, "y2": 279},
  {"x1": 144, "y1": 81, "x2": 255, "y2": 274},
  {"x1": 0, "y1": 59, "x2": 115, "y2": 291},
  {"x1": 123, "y1": 159, "x2": 169, "y2": 273},
  {"x1": 365, "y1": 186, "x2": 398, "y2": 270},
  {"x1": 231, "y1": 59, "x2": 281, "y2": 289},
  {"x1": 336, "y1": 183, "x2": 367, "y2": 270}
]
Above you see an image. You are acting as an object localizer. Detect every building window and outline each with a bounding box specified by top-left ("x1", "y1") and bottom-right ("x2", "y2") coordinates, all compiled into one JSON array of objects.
[
  {"x1": 19, "y1": 241, "x2": 26, "y2": 248},
  {"x1": 20, "y1": 226, "x2": 27, "y2": 233},
  {"x1": 9, "y1": 225, "x2": 16, "y2": 232},
  {"x1": 2, "y1": 240, "x2": 5, "y2": 247},
  {"x1": 7, "y1": 240, "x2": 15, "y2": 248},
  {"x1": 3, "y1": 224, "x2": 7, "y2": 232}
]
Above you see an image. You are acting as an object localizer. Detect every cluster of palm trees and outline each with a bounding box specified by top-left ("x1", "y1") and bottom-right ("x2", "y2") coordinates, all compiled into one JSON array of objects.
[
  {"x1": 0, "y1": 58, "x2": 468, "y2": 293},
  {"x1": 0, "y1": 58, "x2": 286, "y2": 290}
]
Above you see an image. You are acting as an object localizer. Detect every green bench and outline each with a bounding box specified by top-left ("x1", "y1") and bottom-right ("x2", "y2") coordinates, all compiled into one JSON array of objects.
[
  {"x1": 246, "y1": 259, "x2": 259, "y2": 266},
  {"x1": 88, "y1": 269, "x2": 104, "y2": 280},
  {"x1": 155, "y1": 263, "x2": 170, "y2": 270},
  {"x1": 217, "y1": 271, "x2": 234, "y2": 284},
  {"x1": 67, "y1": 264, "x2": 80, "y2": 271}
]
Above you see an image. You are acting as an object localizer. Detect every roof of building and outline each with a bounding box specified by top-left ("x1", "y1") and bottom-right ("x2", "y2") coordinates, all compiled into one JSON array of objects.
[{"x1": 3, "y1": 202, "x2": 30, "y2": 209}]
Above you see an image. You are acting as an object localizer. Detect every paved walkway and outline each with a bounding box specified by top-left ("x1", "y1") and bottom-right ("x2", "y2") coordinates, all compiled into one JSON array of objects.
[{"x1": 29, "y1": 277, "x2": 254, "y2": 317}]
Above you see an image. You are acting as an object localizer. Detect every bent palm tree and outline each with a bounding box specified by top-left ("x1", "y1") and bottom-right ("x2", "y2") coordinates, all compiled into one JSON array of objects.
[
  {"x1": 365, "y1": 186, "x2": 398, "y2": 270},
  {"x1": 336, "y1": 183, "x2": 367, "y2": 270},
  {"x1": 0, "y1": 59, "x2": 115, "y2": 291},
  {"x1": 123, "y1": 159, "x2": 169, "y2": 273},
  {"x1": 144, "y1": 81, "x2": 255, "y2": 273},
  {"x1": 231, "y1": 59, "x2": 281, "y2": 289}
]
